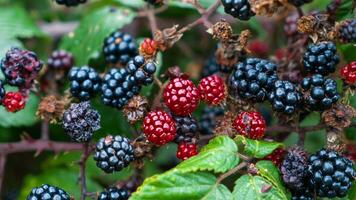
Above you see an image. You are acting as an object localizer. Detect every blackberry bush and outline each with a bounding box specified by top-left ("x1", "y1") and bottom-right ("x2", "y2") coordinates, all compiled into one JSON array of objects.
[
  {"x1": 302, "y1": 42, "x2": 339, "y2": 75},
  {"x1": 229, "y1": 58, "x2": 278, "y2": 103},
  {"x1": 94, "y1": 135, "x2": 135, "y2": 173},
  {"x1": 68, "y1": 66, "x2": 101, "y2": 101},
  {"x1": 301, "y1": 74, "x2": 340, "y2": 111},
  {"x1": 62, "y1": 101, "x2": 100, "y2": 142},
  {"x1": 26, "y1": 184, "x2": 70, "y2": 200},
  {"x1": 103, "y1": 31, "x2": 137, "y2": 65},
  {"x1": 307, "y1": 149, "x2": 355, "y2": 198}
]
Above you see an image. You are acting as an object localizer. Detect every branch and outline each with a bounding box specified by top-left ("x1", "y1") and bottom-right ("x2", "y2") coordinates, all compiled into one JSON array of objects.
[
  {"x1": 216, "y1": 162, "x2": 247, "y2": 184},
  {"x1": 0, "y1": 155, "x2": 6, "y2": 193},
  {"x1": 78, "y1": 143, "x2": 90, "y2": 200},
  {"x1": 0, "y1": 140, "x2": 83, "y2": 154}
]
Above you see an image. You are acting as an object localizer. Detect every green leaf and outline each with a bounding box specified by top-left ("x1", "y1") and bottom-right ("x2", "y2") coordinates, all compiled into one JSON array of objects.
[
  {"x1": 0, "y1": 93, "x2": 39, "y2": 127},
  {"x1": 234, "y1": 135, "x2": 284, "y2": 159},
  {"x1": 60, "y1": 7, "x2": 135, "y2": 65},
  {"x1": 256, "y1": 161, "x2": 289, "y2": 199},
  {"x1": 176, "y1": 135, "x2": 239, "y2": 173},
  {"x1": 130, "y1": 170, "x2": 232, "y2": 200},
  {"x1": 335, "y1": 0, "x2": 353, "y2": 20},
  {"x1": 337, "y1": 44, "x2": 356, "y2": 63},
  {"x1": 114, "y1": 0, "x2": 144, "y2": 8},
  {"x1": 233, "y1": 175, "x2": 287, "y2": 200}
]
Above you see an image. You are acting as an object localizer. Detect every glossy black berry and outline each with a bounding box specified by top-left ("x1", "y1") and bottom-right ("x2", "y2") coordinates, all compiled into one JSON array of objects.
[
  {"x1": 1, "y1": 47, "x2": 42, "y2": 88},
  {"x1": 201, "y1": 57, "x2": 221, "y2": 77},
  {"x1": 173, "y1": 115, "x2": 198, "y2": 143},
  {"x1": 221, "y1": 0, "x2": 255, "y2": 21},
  {"x1": 26, "y1": 184, "x2": 70, "y2": 200},
  {"x1": 301, "y1": 74, "x2": 339, "y2": 111},
  {"x1": 94, "y1": 135, "x2": 135, "y2": 173},
  {"x1": 103, "y1": 31, "x2": 137, "y2": 65},
  {"x1": 288, "y1": 0, "x2": 313, "y2": 7},
  {"x1": 62, "y1": 102, "x2": 100, "y2": 142},
  {"x1": 97, "y1": 187, "x2": 129, "y2": 200},
  {"x1": 199, "y1": 106, "x2": 224, "y2": 135},
  {"x1": 338, "y1": 19, "x2": 356, "y2": 43},
  {"x1": 268, "y1": 80, "x2": 301, "y2": 114},
  {"x1": 307, "y1": 149, "x2": 355, "y2": 198},
  {"x1": 55, "y1": 0, "x2": 87, "y2": 6},
  {"x1": 68, "y1": 66, "x2": 101, "y2": 101},
  {"x1": 47, "y1": 50, "x2": 73, "y2": 70},
  {"x1": 229, "y1": 58, "x2": 278, "y2": 102},
  {"x1": 303, "y1": 42, "x2": 339, "y2": 75}
]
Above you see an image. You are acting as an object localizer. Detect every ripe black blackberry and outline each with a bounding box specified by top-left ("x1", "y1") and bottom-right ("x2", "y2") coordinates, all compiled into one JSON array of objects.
[
  {"x1": 268, "y1": 80, "x2": 301, "y2": 115},
  {"x1": 301, "y1": 74, "x2": 339, "y2": 111},
  {"x1": 303, "y1": 42, "x2": 339, "y2": 75},
  {"x1": 201, "y1": 57, "x2": 221, "y2": 78},
  {"x1": 221, "y1": 0, "x2": 255, "y2": 21},
  {"x1": 288, "y1": 0, "x2": 313, "y2": 7},
  {"x1": 103, "y1": 31, "x2": 137, "y2": 65},
  {"x1": 229, "y1": 58, "x2": 278, "y2": 103},
  {"x1": 173, "y1": 115, "x2": 198, "y2": 143},
  {"x1": 337, "y1": 19, "x2": 356, "y2": 43},
  {"x1": 26, "y1": 184, "x2": 70, "y2": 200},
  {"x1": 55, "y1": 0, "x2": 87, "y2": 6},
  {"x1": 101, "y1": 56, "x2": 156, "y2": 109},
  {"x1": 199, "y1": 106, "x2": 224, "y2": 135},
  {"x1": 62, "y1": 101, "x2": 100, "y2": 142},
  {"x1": 280, "y1": 146, "x2": 308, "y2": 191},
  {"x1": 98, "y1": 187, "x2": 129, "y2": 200},
  {"x1": 68, "y1": 66, "x2": 101, "y2": 101},
  {"x1": 1, "y1": 47, "x2": 42, "y2": 88},
  {"x1": 47, "y1": 50, "x2": 73, "y2": 70},
  {"x1": 94, "y1": 135, "x2": 135, "y2": 173},
  {"x1": 307, "y1": 148, "x2": 355, "y2": 198}
]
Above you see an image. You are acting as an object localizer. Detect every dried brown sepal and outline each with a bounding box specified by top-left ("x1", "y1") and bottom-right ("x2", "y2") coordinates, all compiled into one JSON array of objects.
[
  {"x1": 298, "y1": 14, "x2": 336, "y2": 42},
  {"x1": 123, "y1": 95, "x2": 148, "y2": 124},
  {"x1": 207, "y1": 20, "x2": 232, "y2": 41},
  {"x1": 297, "y1": 15, "x2": 317, "y2": 34},
  {"x1": 154, "y1": 25, "x2": 183, "y2": 51},
  {"x1": 213, "y1": 111, "x2": 236, "y2": 137},
  {"x1": 322, "y1": 103, "x2": 356, "y2": 131},
  {"x1": 36, "y1": 95, "x2": 65, "y2": 123},
  {"x1": 326, "y1": 129, "x2": 346, "y2": 153},
  {"x1": 131, "y1": 139, "x2": 154, "y2": 159},
  {"x1": 226, "y1": 95, "x2": 254, "y2": 112},
  {"x1": 250, "y1": 0, "x2": 289, "y2": 17},
  {"x1": 165, "y1": 66, "x2": 188, "y2": 79}
]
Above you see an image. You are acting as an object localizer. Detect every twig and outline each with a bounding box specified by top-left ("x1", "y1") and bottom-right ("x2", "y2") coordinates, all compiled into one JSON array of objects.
[
  {"x1": 79, "y1": 143, "x2": 90, "y2": 200},
  {"x1": 189, "y1": 0, "x2": 206, "y2": 14},
  {"x1": 0, "y1": 140, "x2": 82, "y2": 154},
  {"x1": 41, "y1": 120, "x2": 49, "y2": 140},
  {"x1": 147, "y1": 6, "x2": 158, "y2": 36},
  {"x1": 216, "y1": 162, "x2": 247, "y2": 184},
  {"x1": 0, "y1": 155, "x2": 6, "y2": 193}
]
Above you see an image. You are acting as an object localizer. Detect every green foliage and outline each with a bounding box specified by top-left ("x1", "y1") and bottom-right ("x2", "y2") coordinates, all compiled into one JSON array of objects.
[
  {"x1": 176, "y1": 135, "x2": 239, "y2": 173},
  {"x1": 60, "y1": 6, "x2": 135, "y2": 65},
  {"x1": 335, "y1": 0, "x2": 354, "y2": 20},
  {"x1": 0, "y1": 92, "x2": 39, "y2": 127},
  {"x1": 234, "y1": 135, "x2": 284, "y2": 158}
]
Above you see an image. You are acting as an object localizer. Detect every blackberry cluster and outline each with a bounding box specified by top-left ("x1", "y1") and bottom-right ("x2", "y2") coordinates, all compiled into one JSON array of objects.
[
  {"x1": 201, "y1": 57, "x2": 221, "y2": 78},
  {"x1": 199, "y1": 106, "x2": 224, "y2": 135},
  {"x1": 221, "y1": 0, "x2": 255, "y2": 21},
  {"x1": 62, "y1": 102, "x2": 100, "y2": 142},
  {"x1": 55, "y1": 0, "x2": 87, "y2": 6},
  {"x1": 0, "y1": 81, "x2": 5, "y2": 104},
  {"x1": 173, "y1": 116, "x2": 198, "y2": 143},
  {"x1": 26, "y1": 184, "x2": 70, "y2": 200},
  {"x1": 94, "y1": 135, "x2": 135, "y2": 173},
  {"x1": 288, "y1": 0, "x2": 313, "y2": 7},
  {"x1": 47, "y1": 50, "x2": 73, "y2": 70},
  {"x1": 301, "y1": 74, "x2": 339, "y2": 111},
  {"x1": 101, "y1": 55, "x2": 156, "y2": 109},
  {"x1": 98, "y1": 187, "x2": 129, "y2": 200},
  {"x1": 307, "y1": 149, "x2": 355, "y2": 198},
  {"x1": 338, "y1": 19, "x2": 356, "y2": 43},
  {"x1": 268, "y1": 80, "x2": 301, "y2": 115},
  {"x1": 68, "y1": 66, "x2": 101, "y2": 101},
  {"x1": 280, "y1": 147, "x2": 308, "y2": 191},
  {"x1": 103, "y1": 31, "x2": 137, "y2": 65},
  {"x1": 303, "y1": 42, "x2": 339, "y2": 75},
  {"x1": 229, "y1": 58, "x2": 278, "y2": 102},
  {"x1": 1, "y1": 47, "x2": 42, "y2": 88}
]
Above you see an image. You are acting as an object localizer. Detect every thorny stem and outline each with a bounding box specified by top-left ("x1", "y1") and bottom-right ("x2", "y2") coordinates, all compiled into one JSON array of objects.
[
  {"x1": 79, "y1": 143, "x2": 90, "y2": 200},
  {"x1": 147, "y1": 6, "x2": 158, "y2": 36},
  {"x1": 41, "y1": 119, "x2": 49, "y2": 140},
  {"x1": 216, "y1": 162, "x2": 247, "y2": 184},
  {"x1": 0, "y1": 155, "x2": 6, "y2": 193}
]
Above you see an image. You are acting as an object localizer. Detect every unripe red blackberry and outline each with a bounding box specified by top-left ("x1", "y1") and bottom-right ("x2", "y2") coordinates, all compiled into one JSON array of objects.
[
  {"x1": 97, "y1": 187, "x2": 129, "y2": 200},
  {"x1": 340, "y1": 62, "x2": 356, "y2": 84},
  {"x1": 198, "y1": 75, "x2": 225, "y2": 105},
  {"x1": 232, "y1": 111, "x2": 266, "y2": 140},
  {"x1": 263, "y1": 148, "x2": 285, "y2": 166},
  {"x1": 55, "y1": 0, "x2": 87, "y2": 6},
  {"x1": 163, "y1": 77, "x2": 200, "y2": 116},
  {"x1": 1, "y1": 47, "x2": 42, "y2": 88},
  {"x1": 176, "y1": 142, "x2": 197, "y2": 160},
  {"x1": 139, "y1": 38, "x2": 158, "y2": 58},
  {"x1": 47, "y1": 50, "x2": 73, "y2": 70},
  {"x1": 94, "y1": 135, "x2": 135, "y2": 173},
  {"x1": 2, "y1": 92, "x2": 25, "y2": 113},
  {"x1": 26, "y1": 184, "x2": 70, "y2": 200},
  {"x1": 143, "y1": 110, "x2": 176, "y2": 145}
]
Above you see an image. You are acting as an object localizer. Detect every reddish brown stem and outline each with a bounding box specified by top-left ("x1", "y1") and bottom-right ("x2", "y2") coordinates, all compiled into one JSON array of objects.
[
  {"x1": 79, "y1": 143, "x2": 90, "y2": 200},
  {"x1": 0, "y1": 140, "x2": 82, "y2": 154}
]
